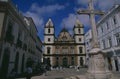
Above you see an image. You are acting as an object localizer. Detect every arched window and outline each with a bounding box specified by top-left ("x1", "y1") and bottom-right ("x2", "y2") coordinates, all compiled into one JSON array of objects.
[
  {"x1": 48, "y1": 28, "x2": 51, "y2": 33},
  {"x1": 79, "y1": 47, "x2": 83, "y2": 53},
  {"x1": 78, "y1": 28, "x2": 81, "y2": 33},
  {"x1": 80, "y1": 57, "x2": 84, "y2": 66},
  {"x1": 47, "y1": 47, "x2": 51, "y2": 54}
]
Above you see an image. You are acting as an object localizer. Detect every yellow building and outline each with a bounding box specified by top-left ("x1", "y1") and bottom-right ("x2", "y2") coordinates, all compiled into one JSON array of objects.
[{"x1": 44, "y1": 18, "x2": 86, "y2": 67}]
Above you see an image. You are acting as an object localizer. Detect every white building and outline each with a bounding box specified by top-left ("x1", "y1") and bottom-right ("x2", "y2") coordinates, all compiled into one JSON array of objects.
[
  {"x1": 85, "y1": 29, "x2": 92, "y2": 66},
  {"x1": 97, "y1": 5, "x2": 120, "y2": 72}
]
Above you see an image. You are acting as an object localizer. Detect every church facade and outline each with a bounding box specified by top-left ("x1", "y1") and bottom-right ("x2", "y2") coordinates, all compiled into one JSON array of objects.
[{"x1": 44, "y1": 18, "x2": 86, "y2": 67}]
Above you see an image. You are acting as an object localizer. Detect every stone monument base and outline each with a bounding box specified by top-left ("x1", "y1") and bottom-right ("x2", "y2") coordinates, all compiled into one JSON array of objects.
[{"x1": 86, "y1": 72, "x2": 112, "y2": 79}]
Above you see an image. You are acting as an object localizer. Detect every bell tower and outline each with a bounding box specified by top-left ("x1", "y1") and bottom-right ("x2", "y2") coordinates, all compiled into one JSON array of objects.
[
  {"x1": 73, "y1": 18, "x2": 85, "y2": 66},
  {"x1": 44, "y1": 18, "x2": 55, "y2": 65}
]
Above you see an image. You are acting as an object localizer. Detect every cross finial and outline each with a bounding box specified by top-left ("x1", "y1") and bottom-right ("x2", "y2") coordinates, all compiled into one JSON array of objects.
[
  {"x1": 114, "y1": 0, "x2": 119, "y2": 5},
  {"x1": 88, "y1": 0, "x2": 94, "y2": 10}
]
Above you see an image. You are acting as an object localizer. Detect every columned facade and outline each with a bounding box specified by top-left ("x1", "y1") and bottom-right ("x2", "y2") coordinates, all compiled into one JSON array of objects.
[{"x1": 96, "y1": 5, "x2": 120, "y2": 72}]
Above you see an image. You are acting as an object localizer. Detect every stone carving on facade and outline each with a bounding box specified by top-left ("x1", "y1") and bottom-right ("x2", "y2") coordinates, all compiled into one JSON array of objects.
[{"x1": 95, "y1": 54, "x2": 105, "y2": 71}]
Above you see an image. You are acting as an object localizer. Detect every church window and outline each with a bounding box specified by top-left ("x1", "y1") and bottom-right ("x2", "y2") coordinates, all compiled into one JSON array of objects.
[
  {"x1": 62, "y1": 47, "x2": 68, "y2": 54},
  {"x1": 56, "y1": 47, "x2": 59, "y2": 54},
  {"x1": 71, "y1": 57, "x2": 74, "y2": 65},
  {"x1": 48, "y1": 28, "x2": 50, "y2": 33},
  {"x1": 48, "y1": 38, "x2": 50, "y2": 42},
  {"x1": 79, "y1": 47, "x2": 83, "y2": 53},
  {"x1": 80, "y1": 57, "x2": 83, "y2": 66},
  {"x1": 79, "y1": 38, "x2": 81, "y2": 42},
  {"x1": 47, "y1": 47, "x2": 51, "y2": 54},
  {"x1": 78, "y1": 28, "x2": 81, "y2": 33},
  {"x1": 71, "y1": 47, "x2": 74, "y2": 54}
]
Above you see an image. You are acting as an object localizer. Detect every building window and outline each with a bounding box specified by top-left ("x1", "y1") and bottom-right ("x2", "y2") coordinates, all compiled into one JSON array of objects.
[
  {"x1": 5, "y1": 22, "x2": 14, "y2": 43},
  {"x1": 101, "y1": 26, "x2": 104, "y2": 33},
  {"x1": 56, "y1": 57, "x2": 59, "y2": 66},
  {"x1": 80, "y1": 57, "x2": 83, "y2": 66},
  {"x1": 115, "y1": 33, "x2": 120, "y2": 46},
  {"x1": 62, "y1": 47, "x2": 68, "y2": 54},
  {"x1": 71, "y1": 57, "x2": 74, "y2": 65},
  {"x1": 47, "y1": 47, "x2": 51, "y2": 54},
  {"x1": 102, "y1": 40, "x2": 106, "y2": 49},
  {"x1": 108, "y1": 38, "x2": 112, "y2": 47},
  {"x1": 78, "y1": 29, "x2": 81, "y2": 33},
  {"x1": 56, "y1": 47, "x2": 59, "y2": 54},
  {"x1": 48, "y1": 38, "x2": 50, "y2": 42},
  {"x1": 79, "y1": 38, "x2": 81, "y2": 42},
  {"x1": 113, "y1": 16, "x2": 117, "y2": 25},
  {"x1": 79, "y1": 47, "x2": 83, "y2": 53},
  {"x1": 71, "y1": 47, "x2": 74, "y2": 54},
  {"x1": 48, "y1": 28, "x2": 50, "y2": 33},
  {"x1": 106, "y1": 21, "x2": 109, "y2": 29}
]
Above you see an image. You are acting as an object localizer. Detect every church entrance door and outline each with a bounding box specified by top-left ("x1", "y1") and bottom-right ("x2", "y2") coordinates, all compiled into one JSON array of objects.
[{"x1": 62, "y1": 57, "x2": 68, "y2": 67}]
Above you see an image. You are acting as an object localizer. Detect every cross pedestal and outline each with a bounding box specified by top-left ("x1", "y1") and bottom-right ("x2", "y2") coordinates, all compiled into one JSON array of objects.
[{"x1": 86, "y1": 48, "x2": 112, "y2": 79}]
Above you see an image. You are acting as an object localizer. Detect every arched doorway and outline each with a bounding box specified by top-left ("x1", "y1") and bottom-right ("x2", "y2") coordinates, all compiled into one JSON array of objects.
[
  {"x1": 21, "y1": 54, "x2": 25, "y2": 72},
  {"x1": 0, "y1": 48, "x2": 10, "y2": 78},
  {"x1": 15, "y1": 52, "x2": 19, "y2": 73},
  {"x1": 62, "y1": 57, "x2": 68, "y2": 67}
]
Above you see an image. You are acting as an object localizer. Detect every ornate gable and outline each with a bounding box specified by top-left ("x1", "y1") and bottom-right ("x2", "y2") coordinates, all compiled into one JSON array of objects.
[{"x1": 57, "y1": 28, "x2": 73, "y2": 42}]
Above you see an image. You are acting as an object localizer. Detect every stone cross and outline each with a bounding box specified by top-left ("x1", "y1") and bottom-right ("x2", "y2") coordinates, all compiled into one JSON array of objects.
[
  {"x1": 77, "y1": 1, "x2": 112, "y2": 79},
  {"x1": 77, "y1": 0, "x2": 104, "y2": 48}
]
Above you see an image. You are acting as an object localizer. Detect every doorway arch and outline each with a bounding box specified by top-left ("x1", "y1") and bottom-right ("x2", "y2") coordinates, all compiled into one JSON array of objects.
[
  {"x1": 21, "y1": 54, "x2": 25, "y2": 72},
  {"x1": 15, "y1": 52, "x2": 19, "y2": 72},
  {"x1": 0, "y1": 48, "x2": 10, "y2": 78},
  {"x1": 62, "y1": 57, "x2": 68, "y2": 67}
]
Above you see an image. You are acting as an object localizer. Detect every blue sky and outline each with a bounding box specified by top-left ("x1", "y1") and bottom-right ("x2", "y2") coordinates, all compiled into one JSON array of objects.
[{"x1": 12, "y1": 0, "x2": 120, "y2": 41}]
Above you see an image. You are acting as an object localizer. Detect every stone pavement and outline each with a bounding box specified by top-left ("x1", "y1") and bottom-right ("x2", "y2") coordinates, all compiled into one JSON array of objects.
[{"x1": 16, "y1": 68, "x2": 120, "y2": 79}]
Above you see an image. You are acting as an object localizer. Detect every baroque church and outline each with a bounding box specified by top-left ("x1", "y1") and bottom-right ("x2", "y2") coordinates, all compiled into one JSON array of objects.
[{"x1": 44, "y1": 18, "x2": 86, "y2": 67}]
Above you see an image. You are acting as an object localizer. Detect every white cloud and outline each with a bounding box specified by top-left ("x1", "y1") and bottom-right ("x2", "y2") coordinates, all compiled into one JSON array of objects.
[
  {"x1": 24, "y1": 3, "x2": 65, "y2": 33},
  {"x1": 61, "y1": 14, "x2": 76, "y2": 29},
  {"x1": 61, "y1": 13, "x2": 90, "y2": 29},
  {"x1": 77, "y1": 0, "x2": 88, "y2": 5},
  {"x1": 25, "y1": 12, "x2": 44, "y2": 27},
  {"x1": 30, "y1": 3, "x2": 65, "y2": 15},
  {"x1": 24, "y1": 11, "x2": 44, "y2": 35}
]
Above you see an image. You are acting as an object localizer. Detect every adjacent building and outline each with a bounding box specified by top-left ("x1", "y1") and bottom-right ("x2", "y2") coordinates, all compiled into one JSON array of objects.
[
  {"x1": 0, "y1": 0, "x2": 42, "y2": 78},
  {"x1": 85, "y1": 29, "x2": 92, "y2": 66},
  {"x1": 43, "y1": 18, "x2": 86, "y2": 68},
  {"x1": 97, "y1": 4, "x2": 120, "y2": 72}
]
